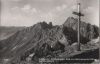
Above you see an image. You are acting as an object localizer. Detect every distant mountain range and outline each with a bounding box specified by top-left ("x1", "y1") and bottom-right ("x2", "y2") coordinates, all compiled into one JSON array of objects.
[
  {"x1": 0, "y1": 26, "x2": 25, "y2": 40},
  {"x1": 0, "y1": 17, "x2": 99, "y2": 64}
]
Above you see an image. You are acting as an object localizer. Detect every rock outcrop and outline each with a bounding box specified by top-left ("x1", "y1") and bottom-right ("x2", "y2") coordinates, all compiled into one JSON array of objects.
[{"x1": 0, "y1": 17, "x2": 99, "y2": 63}]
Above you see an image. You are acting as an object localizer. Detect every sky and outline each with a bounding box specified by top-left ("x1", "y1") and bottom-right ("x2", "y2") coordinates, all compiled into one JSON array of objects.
[{"x1": 1, "y1": 0, "x2": 99, "y2": 26}]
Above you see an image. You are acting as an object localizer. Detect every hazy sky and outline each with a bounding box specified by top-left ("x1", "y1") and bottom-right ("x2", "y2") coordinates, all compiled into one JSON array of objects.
[{"x1": 1, "y1": 0, "x2": 99, "y2": 26}]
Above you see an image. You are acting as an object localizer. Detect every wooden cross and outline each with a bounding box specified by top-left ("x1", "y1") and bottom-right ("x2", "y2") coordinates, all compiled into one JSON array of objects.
[{"x1": 73, "y1": 3, "x2": 84, "y2": 51}]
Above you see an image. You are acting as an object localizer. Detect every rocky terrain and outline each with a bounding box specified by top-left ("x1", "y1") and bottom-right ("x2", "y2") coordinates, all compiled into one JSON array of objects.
[{"x1": 0, "y1": 17, "x2": 99, "y2": 64}]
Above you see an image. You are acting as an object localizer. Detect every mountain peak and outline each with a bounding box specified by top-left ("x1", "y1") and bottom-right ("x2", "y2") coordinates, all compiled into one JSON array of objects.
[
  {"x1": 63, "y1": 17, "x2": 77, "y2": 28},
  {"x1": 31, "y1": 21, "x2": 53, "y2": 30},
  {"x1": 0, "y1": 17, "x2": 99, "y2": 63}
]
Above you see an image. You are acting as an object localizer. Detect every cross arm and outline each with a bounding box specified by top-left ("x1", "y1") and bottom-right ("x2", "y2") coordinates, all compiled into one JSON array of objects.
[{"x1": 73, "y1": 11, "x2": 84, "y2": 16}]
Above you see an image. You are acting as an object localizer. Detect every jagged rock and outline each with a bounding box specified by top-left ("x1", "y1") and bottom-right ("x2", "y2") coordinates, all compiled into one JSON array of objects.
[
  {"x1": 0, "y1": 17, "x2": 99, "y2": 63},
  {"x1": 63, "y1": 17, "x2": 99, "y2": 43}
]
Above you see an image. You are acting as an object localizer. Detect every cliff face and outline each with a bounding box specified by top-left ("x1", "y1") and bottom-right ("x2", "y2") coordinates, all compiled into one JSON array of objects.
[
  {"x1": 0, "y1": 17, "x2": 99, "y2": 63},
  {"x1": 63, "y1": 17, "x2": 99, "y2": 40}
]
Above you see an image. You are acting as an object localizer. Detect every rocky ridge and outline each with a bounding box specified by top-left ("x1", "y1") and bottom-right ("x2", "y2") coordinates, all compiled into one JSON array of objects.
[{"x1": 0, "y1": 17, "x2": 99, "y2": 63}]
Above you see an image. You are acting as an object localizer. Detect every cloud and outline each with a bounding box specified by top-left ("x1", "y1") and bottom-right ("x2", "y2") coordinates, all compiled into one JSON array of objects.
[
  {"x1": 11, "y1": 0, "x2": 21, "y2": 2},
  {"x1": 31, "y1": 8, "x2": 37, "y2": 13},
  {"x1": 22, "y1": 4, "x2": 31, "y2": 10},
  {"x1": 82, "y1": 6, "x2": 99, "y2": 26},
  {"x1": 21, "y1": 4, "x2": 31, "y2": 13},
  {"x1": 11, "y1": 6, "x2": 20, "y2": 11},
  {"x1": 2, "y1": 0, "x2": 99, "y2": 26},
  {"x1": 40, "y1": 12, "x2": 54, "y2": 22},
  {"x1": 21, "y1": 4, "x2": 38, "y2": 14},
  {"x1": 71, "y1": 5, "x2": 77, "y2": 10},
  {"x1": 1, "y1": 10, "x2": 39, "y2": 26},
  {"x1": 56, "y1": 6, "x2": 61, "y2": 11},
  {"x1": 56, "y1": 4, "x2": 67, "y2": 11},
  {"x1": 11, "y1": 4, "x2": 38, "y2": 14},
  {"x1": 62, "y1": 4, "x2": 67, "y2": 9},
  {"x1": 83, "y1": 7, "x2": 95, "y2": 13}
]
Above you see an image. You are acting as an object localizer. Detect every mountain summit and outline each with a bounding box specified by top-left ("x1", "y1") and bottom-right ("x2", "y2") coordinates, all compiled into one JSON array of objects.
[{"x1": 0, "y1": 17, "x2": 99, "y2": 63}]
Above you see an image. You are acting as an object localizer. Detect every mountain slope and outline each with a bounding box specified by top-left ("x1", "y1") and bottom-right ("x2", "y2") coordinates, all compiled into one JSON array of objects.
[
  {"x1": 0, "y1": 26, "x2": 25, "y2": 40},
  {"x1": 0, "y1": 17, "x2": 99, "y2": 63}
]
